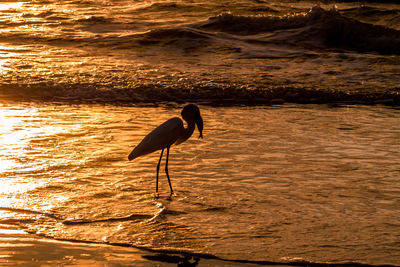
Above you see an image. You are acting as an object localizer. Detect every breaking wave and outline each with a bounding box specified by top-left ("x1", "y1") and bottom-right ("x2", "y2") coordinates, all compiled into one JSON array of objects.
[
  {"x1": 196, "y1": 7, "x2": 400, "y2": 54},
  {"x1": 1, "y1": 81, "x2": 398, "y2": 106},
  {"x1": 2, "y1": 7, "x2": 399, "y2": 55},
  {"x1": 0, "y1": 7, "x2": 399, "y2": 105},
  {"x1": 94, "y1": 7, "x2": 400, "y2": 56}
]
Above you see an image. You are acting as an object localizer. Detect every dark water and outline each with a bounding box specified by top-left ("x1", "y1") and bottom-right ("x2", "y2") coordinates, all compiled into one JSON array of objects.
[{"x1": 0, "y1": 1, "x2": 399, "y2": 104}]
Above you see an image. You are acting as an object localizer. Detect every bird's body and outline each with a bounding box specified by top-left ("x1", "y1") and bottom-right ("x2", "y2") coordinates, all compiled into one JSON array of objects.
[
  {"x1": 128, "y1": 104, "x2": 203, "y2": 196},
  {"x1": 128, "y1": 117, "x2": 183, "y2": 161}
]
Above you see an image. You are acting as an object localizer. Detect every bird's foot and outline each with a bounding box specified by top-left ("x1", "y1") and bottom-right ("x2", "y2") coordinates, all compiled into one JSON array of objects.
[
  {"x1": 167, "y1": 192, "x2": 174, "y2": 201},
  {"x1": 154, "y1": 193, "x2": 160, "y2": 199}
]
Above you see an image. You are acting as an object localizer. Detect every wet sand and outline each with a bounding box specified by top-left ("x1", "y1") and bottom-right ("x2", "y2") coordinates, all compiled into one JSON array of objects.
[
  {"x1": 0, "y1": 223, "x2": 156, "y2": 266},
  {"x1": 3, "y1": 223, "x2": 394, "y2": 267},
  {"x1": 0, "y1": 223, "x2": 209, "y2": 266},
  {"x1": 0, "y1": 224, "x2": 260, "y2": 266}
]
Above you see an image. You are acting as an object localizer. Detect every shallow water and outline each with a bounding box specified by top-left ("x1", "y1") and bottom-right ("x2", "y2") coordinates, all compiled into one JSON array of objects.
[
  {"x1": 0, "y1": 1, "x2": 400, "y2": 264},
  {"x1": 0, "y1": 102, "x2": 399, "y2": 265}
]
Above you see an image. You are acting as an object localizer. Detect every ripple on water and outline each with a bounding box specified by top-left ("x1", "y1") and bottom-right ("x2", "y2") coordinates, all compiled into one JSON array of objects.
[{"x1": 0, "y1": 103, "x2": 398, "y2": 265}]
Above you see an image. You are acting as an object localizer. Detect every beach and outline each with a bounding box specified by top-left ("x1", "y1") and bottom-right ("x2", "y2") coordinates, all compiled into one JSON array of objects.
[
  {"x1": 0, "y1": 224, "x2": 271, "y2": 266},
  {"x1": 0, "y1": 0, "x2": 400, "y2": 266},
  {"x1": 0, "y1": 224, "x2": 153, "y2": 266},
  {"x1": 0, "y1": 224, "x2": 213, "y2": 266}
]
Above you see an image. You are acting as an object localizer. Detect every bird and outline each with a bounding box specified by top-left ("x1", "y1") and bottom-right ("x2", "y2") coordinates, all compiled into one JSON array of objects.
[{"x1": 128, "y1": 104, "x2": 203, "y2": 196}]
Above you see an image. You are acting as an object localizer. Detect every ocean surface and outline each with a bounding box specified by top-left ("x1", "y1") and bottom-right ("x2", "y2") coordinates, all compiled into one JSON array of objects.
[
  {"x1": 0, "y1": 0, "x2": 399, "y2": 104},
  {"x1": 0, "y1": 0, "x2": 399, "y2": 266}
]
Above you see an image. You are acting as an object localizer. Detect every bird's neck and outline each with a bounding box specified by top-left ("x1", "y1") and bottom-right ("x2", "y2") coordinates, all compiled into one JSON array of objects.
[{"x1": 175, "y1": 118, "x2": 195, "y2": 145}]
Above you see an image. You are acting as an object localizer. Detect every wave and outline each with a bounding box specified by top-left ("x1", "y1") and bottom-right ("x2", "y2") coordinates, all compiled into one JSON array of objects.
[
  {"x1": 341, "y1": 6, "x2": 400, "y2": 30},
  {"x1": 0, "y1": 79, "x2": 399, "y2": 106},
  {"x1": 0, "y1": 7, "x2": 399, "y2": 106},
  {"x1": 0, "y1": 206, "x2": 155, "y2": 225},
  {"x1": 76, "y1": 16, "x2": 112, "y2": 24},
  {"x1": 0, "y1": 207, "x2": 61, "y2": 221},
  {"x1": 135, "y1": 27, "x2": 213, "y2": 49},
  {"x1": 197, "y1": 7, "x2": 400, "y2": 55},
  {"x1": 1, "y1": 7, "x2": 399, "y2": 56},
  {"x1": 133, "y1": 2, "x2": 202, "y2": 13},
  {"x1": 342, "y1": 6, "x2": 399, "y2": 18},
  {"x1": 86, "y1": 6, "x2": 400, "y2": 60},
  {"x1": 94, "y1": 6, "x2": 400, "y2": 62},
  {"x1": 62, "y1": 213, "x2": 154, "y2": 225}
]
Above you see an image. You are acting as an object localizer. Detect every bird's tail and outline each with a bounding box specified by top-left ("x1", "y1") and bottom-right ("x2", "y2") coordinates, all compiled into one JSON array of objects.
[
  {"x1": 128, "y1": 150, "x2": 136, "y2": 161},
  {"x1": 128, "y1": 145, "x2": 151, "y2": 161}
]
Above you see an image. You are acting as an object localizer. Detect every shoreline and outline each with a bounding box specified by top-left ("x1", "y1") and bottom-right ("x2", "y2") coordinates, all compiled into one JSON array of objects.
[
  {"x1": 1, "y1": 223, "x2": 397, "y2": 267},
  {"x1": 0, "y1": 224, "x2": 252, "y2": 266},
  {"x1": 0, "y1": 223, "x2": 156, "y2": 266}
]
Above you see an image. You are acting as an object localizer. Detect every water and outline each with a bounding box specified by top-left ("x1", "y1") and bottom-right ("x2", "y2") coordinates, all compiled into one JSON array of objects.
[
  {"x1": 0, "y1": 102, "x2": 399, "y2": 265},
  {"x1": 0, "y1": 1, "x2": 399, "y2": 104},
  {"x1": 0, "y1": 0, "x2": 399, "y2": 265}
]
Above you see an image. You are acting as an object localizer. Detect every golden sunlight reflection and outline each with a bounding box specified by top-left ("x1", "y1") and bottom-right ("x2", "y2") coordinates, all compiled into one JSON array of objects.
[
  {"x1": 0, "y1": 107, "x2": 33, "y2": 140},
  {"x1": 0, "y1": 178, "x2": 44, "y2": 210},
  {"x1": 0, "y1": 108, "x2": 27, "y2": 173},
  {"x1": 0, "y1": 159, "x2": 18, "y2": 173},
  {"x1": 0, "y1": 2, "x2": 23, "y2": 11},
  {"x1": 0, "y1": 45, "x2": 19, "y2": 74},
  {"x1": 0, "y1": 105, "x2": 60, "y2": 209},
  {"x1": 0, "y1": 179, "x2": 42, "y2": 196},
  {"x1": 0, "y1": 224, "x2": 26, "y2": 234}
]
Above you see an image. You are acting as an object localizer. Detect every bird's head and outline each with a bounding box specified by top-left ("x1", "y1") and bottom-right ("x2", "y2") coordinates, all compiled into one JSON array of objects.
[{"x1": 181, "y1": 104, "x2": 203, "y2": 138}]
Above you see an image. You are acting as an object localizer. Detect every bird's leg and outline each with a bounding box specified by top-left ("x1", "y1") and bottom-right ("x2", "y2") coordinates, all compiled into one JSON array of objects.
[
  {"x1": 156, "y1": 148, "x2": 164, "y2": 197},
  {"x1": 165, "y1": 146, "x2": 174, "y2": 196}
]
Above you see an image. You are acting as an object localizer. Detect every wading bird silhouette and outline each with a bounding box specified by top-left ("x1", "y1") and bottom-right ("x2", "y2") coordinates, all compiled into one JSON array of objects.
[{"x1": 128, "y1": 104, "x2": 203, "y2": 196}]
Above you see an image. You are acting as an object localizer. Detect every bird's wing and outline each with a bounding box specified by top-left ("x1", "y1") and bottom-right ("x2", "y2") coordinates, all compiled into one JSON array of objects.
[{"x1": 128, "y1": 117, "x2": 184, "y2": 160}]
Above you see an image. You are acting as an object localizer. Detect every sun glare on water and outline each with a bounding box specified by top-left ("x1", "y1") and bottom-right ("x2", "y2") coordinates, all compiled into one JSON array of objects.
[
  {"x1": 0, "y1": 105, "x2": 51, "y2": 209},
  {"x1": 0, "y1": 2, "x2": 23, "y2": 11},
  {"x1": 0, "y1": 108, "x2": 28, "y2": 172}
]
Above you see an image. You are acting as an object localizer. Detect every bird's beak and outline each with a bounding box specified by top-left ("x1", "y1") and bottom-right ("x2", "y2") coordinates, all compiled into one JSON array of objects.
[{"x1": 195, "y1": 112, "x2": 203, "y2": 138}]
